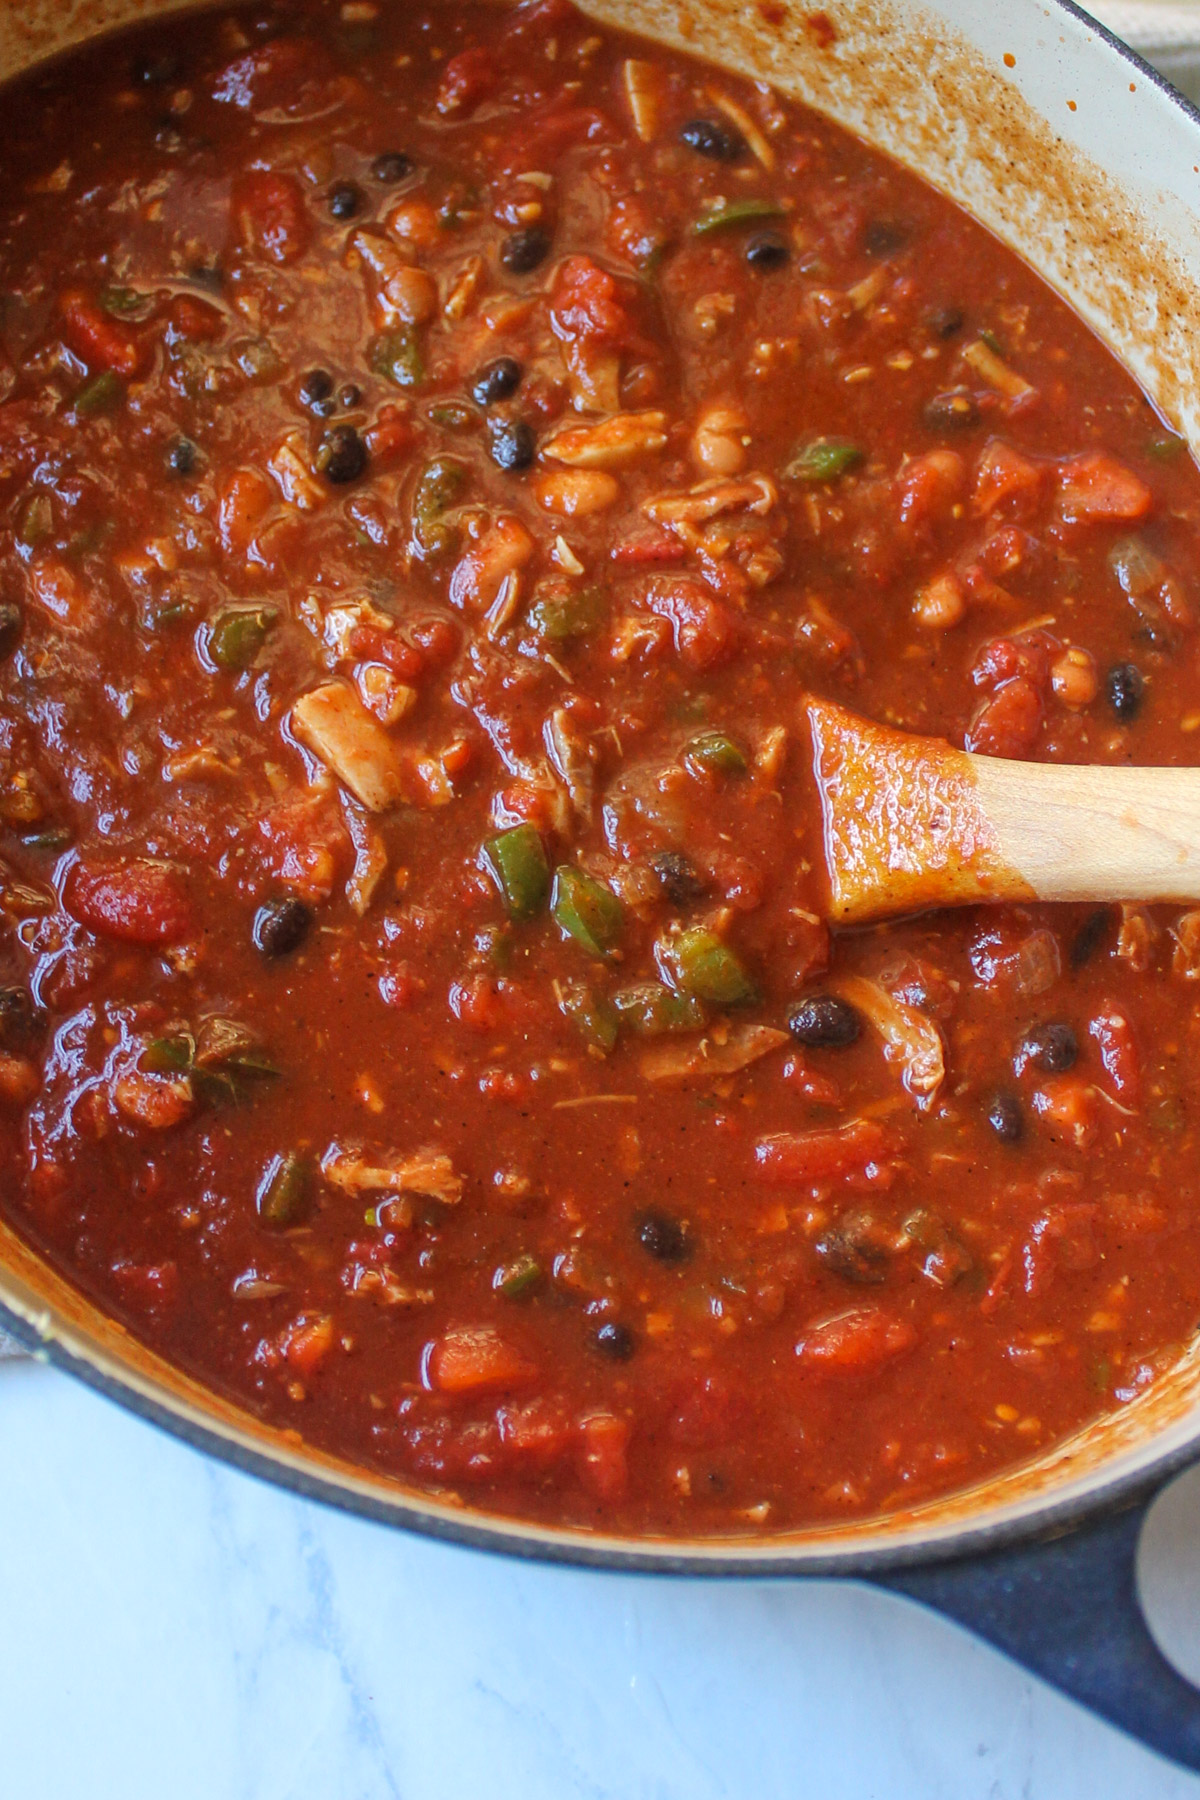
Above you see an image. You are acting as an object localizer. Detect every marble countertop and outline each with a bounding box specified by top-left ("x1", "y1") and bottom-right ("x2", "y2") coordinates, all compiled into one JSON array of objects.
[{"x1": 2, "y1": 1358, "x2": 1200, "y2": 1799}]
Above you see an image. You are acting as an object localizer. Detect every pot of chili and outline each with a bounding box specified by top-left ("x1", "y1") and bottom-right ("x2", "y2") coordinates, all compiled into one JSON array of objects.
[{"x1": 3, "y1": 0, "x2": 1200, "y2": 1765}]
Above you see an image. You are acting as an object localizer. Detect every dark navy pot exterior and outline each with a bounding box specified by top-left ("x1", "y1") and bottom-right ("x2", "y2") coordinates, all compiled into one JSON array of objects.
[{"x1": 873, "y1": 1494, "x2": 1200, "y2": 1772}]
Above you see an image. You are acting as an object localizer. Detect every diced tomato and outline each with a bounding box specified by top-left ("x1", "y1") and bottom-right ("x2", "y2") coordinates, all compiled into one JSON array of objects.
[
  {"x1": 498, "y1": 1397, "x2": 573, "y2": 1470},
  {"x1": 643, "y1": 576, "x2": 737, "y2": 669},
  {"x1": 550, "y1": 255, "x2": 642, "y2": 351},
  {"x1": 971, "y1": 632, "x2": 1052, "y2": 691},
  {"x1": 67, "y1": 859, "x2": 192, "y2": 945},
  {"x1": 255, "y1": 794, "x2": 351, "y2": 903},
  {"x1": 973, "y1": 440, "x2": 1043, "y2": 517},
  {"x1": 363, "y1": 404, "x2": 415, "y2": 467},
  {"x1": 576, "y1": 1410, "x2": 630, "y2": 1502},
  {"x1": 781, "y1": 1055, "x2": 841, "y2": 1106},
  {"x1": 217, "y1": 468, "x2": 275, "y2": 558},
  {"x1": 110, "y1": 1258, "x2": 179, "y2": 1320},
  {"x1": 503, "y1": 103, "x2": 611, "y2": 175},
  {"x1": 610, "y1": 530, "x2": 688, "y2": 566},
  {"x1": 213, "y1": 36, "x2": 330, "y2": 113},
  {"x1": 0, "y1": 1054, "x2": 38, "y2": 1107},
  {"x1": 1021, "y1": 1202, "x2": 1098, "y2": 1295},
  {"x1": 448, "y1": 516, "x2": 535, "y2": 612},
  {"x1": 965, "y1": 676, "x2": 1043, "y2": 758},
  {"x1": 436, "y1": 46, "x2": 498, "y2": 115},
  {"x1": 668, "y1": 1373, "x2": 743, "y2": 1447},
  {"x1": 428, "y1": 1325, "x2": 538, "y2": 1396},
  {"x1": 279, "y1": 1311, "x2": 335, "y2": 1378},
  {"x1": 112, "y1": 1068, "x2": 194, "y2": 1130},
  {"x1": 449, "y1": 976, "x2": 505, "y2": 1031},
  {"x1": 1031, "y1": 1076, "x2": 1097, "y2": 1150},
  {"x1": 795, "y1": 1307, "x2": 917, "y2": 1372},
  {"x1": 164, "y1": 294, "x2": 224, "y2": 344},
  {"x1": 348, "y1": 623, "x2": 424, "y2": 679},
  {"x1": 1090, "y1": 1003, "x2": 1141, "y2": 1105},
  {"x1": 969, "y1": 919, "x2": 1061, "y2": 996},
  {"x1": 409, "y1": 615, "x2": 459, "y2": 667},
  {"x1": 755, "y1": 1119, "x2": 896, "y2": 1185},
  {"x1": 231, "y1": 170, "x2": 311, "y2": 265},
  {"x1": 896, "y1": 449, "x2": 965, "y2": 529},
  {"x1": 1058, "y1": 450, "x2": 1151, "y2": 525},
  {"x1": 59, "y1": 290, "x2": 143, "y2": 377}
]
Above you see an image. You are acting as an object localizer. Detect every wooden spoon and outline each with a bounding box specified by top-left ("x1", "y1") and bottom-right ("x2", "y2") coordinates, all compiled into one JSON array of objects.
[{"x1": 807, "y1": 695, "x2": 1200, "y2": 925}]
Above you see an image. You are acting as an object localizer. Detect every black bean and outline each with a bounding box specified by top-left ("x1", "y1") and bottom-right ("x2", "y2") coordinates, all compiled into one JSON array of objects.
[
  {"x1": 317, "y1": 424, "x2": 367, "y2": 484},
  {"x1": 651, "y1": 850, "x2": 706, "y2": 908},
  {"x1": 927, "y1": 305, "x2": 963, "y2": 338},
  {"x1": 0, "y1": 603, "x2": 22, "y2": 662},
  {"x1": 679, "y1": 117, "x2": 743, "y2": 161},
  {"x1": 594, "y1": 1321, "x2": 635, "y2": 1360},
  {"x1": 864, "y1": 219, "x2": 907, "y2": 257},
  {"x1": 488, "y1": 416, "x2": 535, "y2": 471},
  {"x1": 300, "y1": 368, "x2": 334, "y2": 408},
  {"x1": 1107, "y1": 661, "x2": 1145, "y2": 720},
  {"x1": 745, "y1": 231, "x2": 789, "y2": 270},
  {"x1": 1016, "y1": 1021, "x2": 1078, "y2": 1075},
  {"x1": 814, "y1": 1211, "x2": 889, "y2": 1284},
  {"x1": 187, "y1": 262, "x2": 224, "y2": 294},
  {"x1": 253, "y1": 898, "x2": 312, "y2": 958},
  {"x1": 371, "y1": 150, "x2": 413, "y2": 184},
  {"x1": 338, "y1": 383, "x2": 363, "y2": 411},
  {"x1": 327, "y1": 181, "x2": 361, "y2": 221},
  {"x1": 472, "y1": 356, "x2": 523, "y2": 407},
  {"x1": 133, "y1": 50, "x2": 182, "y2": 86},
  {"x1": 166, "y1": 435, "x2": 198, "y2": 476},
  {"x1": 923, "y1": 388, "x2": 980, "y2": 432},
  {"x1": 987, "y1": 1091, "x2": 1023, "y2": 1143},
  {"x1": 1069, "y1": 907, "x2": 1111, "y2": 969},
  {"x1": 637, "y1": 1211, "x2": 689, "y2": 1263},
  {"x1": 0, "y1": 985, "x2": 39, "y2": 1050},
  {"x1": 788, "y1": 994, "x2": 862, "y2": 1050},
  {"x1": 500, "y1": 227, "x2": 551, "y2": 273}
]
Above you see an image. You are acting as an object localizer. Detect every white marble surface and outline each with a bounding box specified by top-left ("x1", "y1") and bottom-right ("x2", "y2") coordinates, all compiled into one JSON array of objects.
[{"x1": 2, "y1": 1360, "x2": 1200, "y2": 1799}]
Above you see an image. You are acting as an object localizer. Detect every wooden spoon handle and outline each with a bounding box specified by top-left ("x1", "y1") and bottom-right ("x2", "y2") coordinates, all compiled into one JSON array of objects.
[{"x1": 807, "y1": 696, "x2": 1200, "y2": 924}]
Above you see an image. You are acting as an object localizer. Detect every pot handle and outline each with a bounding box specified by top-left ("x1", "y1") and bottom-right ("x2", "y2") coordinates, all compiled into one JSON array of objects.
[{"x1": 870, "y1": 1492, "x2": 1200, "y2": 1771}]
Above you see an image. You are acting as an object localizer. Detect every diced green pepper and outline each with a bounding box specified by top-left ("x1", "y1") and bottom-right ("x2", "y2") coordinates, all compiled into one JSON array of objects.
[
  {"x1": 482, "y1": 823, "x2": 550, "y2": 922},
  {"x1": 371, "y1": 328, "x2": 424, "y2": 389},
  {"x1": 978, "y1": 326, "x2": 1005, "y2": 356},
  {"x1": 692, "y1": 198, "x2": 785, "y2": 236},
  {"x1": 526, "y1": 584, "x2": 606, "y2": 643},
  {"x1": 683, "y1": 731, "x2": 747, "y2": 778},
  {"x1": 657, "y1": 926, "x2": 758, "y2": 1006},
  {"x1": 1147, "y1": 431, "x2": 1186, "y2": 462},
  {"x1": 551, "y1": 866, "x2": 624, "y2": 958},
  {"x1": 17, "y1": 493, "x2": 53, "y2": 548},
  {"x1": 557, "y1": 979, "x2": 619, "y2": 1052},
  {"x1": 611, "y1": 982, "x2": 706, "y2": 1036},
  {"x1": 412, "y1": 456, "x2": 466, "y2": 559},
  {"x1": 784, "y1": 435, "x2": 864, "y2": 483},
  {"x1": 100, "y1": 286, "x2": 150, "y2": 319},
  {"x1": 74, "y1": 371, "x2": 124, "y2": 416},
  {"x1": 208, "y1": 606, "x2": 277, "y2": 671},
  {"x1": 257, "y1": 1151, "x2": 312, "y2": 1228},
  {"x1": 142, "y1": 1032, "x2": 194, "y2": 1074},
  {"x1": 426, "y1": 399, "x2": 476, "y2": 430},
  {"x1": 493, "y1": 1253, "x2": 543, "y2": 1299},
  {"x1": 473, "y1": 922, "x2": 514, "y2": 972}
]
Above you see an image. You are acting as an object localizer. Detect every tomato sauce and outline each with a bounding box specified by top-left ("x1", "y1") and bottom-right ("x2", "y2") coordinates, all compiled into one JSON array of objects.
[{"x1": 2, "y1": 0, "x2": 1200, "y2": 1536}]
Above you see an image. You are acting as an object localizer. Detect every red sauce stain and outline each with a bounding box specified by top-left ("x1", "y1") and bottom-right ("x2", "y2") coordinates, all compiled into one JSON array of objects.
[
  {"x1": 756, "y1": 0, "x2": 787, "y2": 24},
  {"x1": 1003, "y1": 51, "x2": 1016, "y2": 68},
  {"x1": 804, "y1": 10, "x2": 837, "y2": 48}
]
